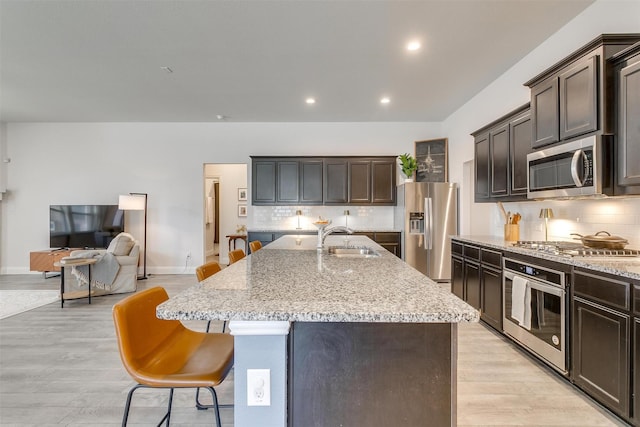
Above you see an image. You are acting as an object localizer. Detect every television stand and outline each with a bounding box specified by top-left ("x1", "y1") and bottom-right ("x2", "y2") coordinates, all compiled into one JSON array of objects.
[{"x1": 30, "y1": 249, "x2": 80, "y2": 277}]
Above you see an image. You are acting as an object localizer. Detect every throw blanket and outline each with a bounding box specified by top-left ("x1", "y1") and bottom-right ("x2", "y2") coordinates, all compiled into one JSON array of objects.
[{"x1": 70, "y1": 252, "x2": 120, "y2": 290}]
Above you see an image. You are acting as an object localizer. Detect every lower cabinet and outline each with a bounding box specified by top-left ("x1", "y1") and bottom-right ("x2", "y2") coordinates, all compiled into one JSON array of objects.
[
  {"x1": 481, "y1": 265, "x2": 503, "y2": 331},
  {"x1": 572, "y1": 269, "x2": 632, "y2": 421},
  {"x1": 450, "y1": 241, "x2": 502, "y2": 328}
]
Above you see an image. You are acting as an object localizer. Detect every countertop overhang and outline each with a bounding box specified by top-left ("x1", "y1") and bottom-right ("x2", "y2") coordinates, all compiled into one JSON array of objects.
[{"x1": 157, "y1": 235, "x2": 479, "y2": 323}]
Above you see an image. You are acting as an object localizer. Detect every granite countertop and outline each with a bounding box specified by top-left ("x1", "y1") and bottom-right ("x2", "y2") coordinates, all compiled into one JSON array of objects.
[
  {"x1": 453, "y1": 235, "x2": 640, "y2": 281},
  {"x1": 247, "y1": 227, "x2": 401, "y2": 233},
  {"x1": 157, "y1": 235, "x2": 479, "y2": 323}
]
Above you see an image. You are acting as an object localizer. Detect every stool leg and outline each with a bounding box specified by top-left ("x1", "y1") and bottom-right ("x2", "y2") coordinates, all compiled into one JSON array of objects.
[
  {"x1": 208, "y1": 387, "x2": 222, "y2": 427},
  {"x1": 122, "y1": 384, "x2": 144, "y2": 427}
]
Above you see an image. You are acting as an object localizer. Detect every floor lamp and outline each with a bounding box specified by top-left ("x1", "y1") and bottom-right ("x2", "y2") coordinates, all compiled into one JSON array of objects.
[{"x1": 119, "y1": 193, "x2": 148, "y2": 280}]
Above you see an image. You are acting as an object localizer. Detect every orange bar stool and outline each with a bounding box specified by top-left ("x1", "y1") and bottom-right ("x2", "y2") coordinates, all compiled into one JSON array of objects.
[
  {"x1": 228, "y1": 249, "x2": 245, "y2": 265},
  {"x1": 112, "y1": 287, "x2": 233, "y2": 426},
  {"x1": 195, "y1": 261, "x2": 225, "y2": 333},
  {"x1": 249, "y1": 240, "x2": 262, "y2": 254}
]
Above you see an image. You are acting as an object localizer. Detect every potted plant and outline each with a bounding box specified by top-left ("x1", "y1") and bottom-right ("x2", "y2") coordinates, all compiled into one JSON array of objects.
[{"x1": 398, "y1": 153, "x2": 417, "y2": 181}]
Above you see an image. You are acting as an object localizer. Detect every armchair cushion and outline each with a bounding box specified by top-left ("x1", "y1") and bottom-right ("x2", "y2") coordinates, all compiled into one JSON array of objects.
[{"x1": 108, "y1": 232, "x2": 136, "y2": 256}]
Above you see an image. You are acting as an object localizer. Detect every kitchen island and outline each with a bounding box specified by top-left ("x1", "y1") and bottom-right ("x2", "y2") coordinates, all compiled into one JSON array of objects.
[{"x1": 157, "y1": 235, "x2": 478, "y2": 427}]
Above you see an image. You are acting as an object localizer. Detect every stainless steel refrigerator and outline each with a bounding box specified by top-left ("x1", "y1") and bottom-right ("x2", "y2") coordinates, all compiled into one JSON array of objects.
[{"x1": 394, "y1": 182, "x2": 458, "y2": 281}]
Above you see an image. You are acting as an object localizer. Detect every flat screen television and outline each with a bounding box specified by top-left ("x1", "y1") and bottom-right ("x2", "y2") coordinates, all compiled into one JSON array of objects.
[{"x1": 49, "y1": 205, "x2": 124, "y2": 249}]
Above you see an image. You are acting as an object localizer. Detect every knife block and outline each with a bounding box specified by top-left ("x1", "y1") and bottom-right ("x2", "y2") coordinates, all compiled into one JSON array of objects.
[{"x1": 504, "y1": 224, "x2": 520, "y2": 242}]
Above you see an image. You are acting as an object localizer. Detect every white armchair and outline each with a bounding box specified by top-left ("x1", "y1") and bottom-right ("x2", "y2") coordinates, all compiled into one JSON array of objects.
[{"x1": 68, "y1": 232, "x2": 140, "y2": 295}]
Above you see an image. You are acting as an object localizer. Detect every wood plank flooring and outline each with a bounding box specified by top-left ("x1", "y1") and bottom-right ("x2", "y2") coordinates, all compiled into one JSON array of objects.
[{"x1": 0, "y1": 274, "x2": 627, "y2": 426}]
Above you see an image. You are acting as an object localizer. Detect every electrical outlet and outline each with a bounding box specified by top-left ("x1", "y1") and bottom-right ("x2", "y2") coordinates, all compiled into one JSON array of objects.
[{"x1": 247, "y1": 369, "x2": 270, "y2": 406}]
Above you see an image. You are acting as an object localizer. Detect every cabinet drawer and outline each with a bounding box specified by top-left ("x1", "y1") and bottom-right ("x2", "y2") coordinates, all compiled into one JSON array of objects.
[
  {"x1": 481, "y1": 248, "x2": 502, "y2": 269},
  {"x1": 452, "y1": 241, "x2": 463, "y2": 256},
  {"x1": 463, "y1": 245, "x2": 480, "y2": 261},
  {"x1": 574, "y1": 269, "x2": 630, "y2": 311},
  {"x1": 373, "y1": 232, "x2": 399, "y2": 243}
]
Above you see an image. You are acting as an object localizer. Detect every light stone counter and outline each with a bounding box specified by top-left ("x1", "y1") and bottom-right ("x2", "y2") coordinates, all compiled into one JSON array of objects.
[
  {"x1": 454, "y1": 235, "x2": 640, "y2": 280},
  {"x1": 157, "y1": 234, "x2": 479, "y2": 323}
]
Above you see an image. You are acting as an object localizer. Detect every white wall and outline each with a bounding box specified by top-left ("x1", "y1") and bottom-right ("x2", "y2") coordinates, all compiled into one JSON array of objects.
[
  {"x1": 442, "y1": 0, "x2": 640, "y2": 236},
  {"x1": 1, "y1": 122, "x2": 441, "y2": 273}
]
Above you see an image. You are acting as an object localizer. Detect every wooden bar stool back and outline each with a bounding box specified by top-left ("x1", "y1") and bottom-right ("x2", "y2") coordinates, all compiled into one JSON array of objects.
[{"x1": 112, "y1": 287, "x2": 234, "y2": 427}]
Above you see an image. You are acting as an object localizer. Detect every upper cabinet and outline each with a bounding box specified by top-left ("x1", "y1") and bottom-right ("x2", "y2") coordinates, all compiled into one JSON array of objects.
[
  {"x1": 252, "y1": 156, "x2": 396, "y2": 206},
  {"x1": 525, "y1": 34, "x2": 640, "y2": 149},
  {"x1": 612, "y1": 42, "x2": 640, "y2": 196},
  {"x1": 472, "y1": 104, "x2": 531, "y2": 203}
]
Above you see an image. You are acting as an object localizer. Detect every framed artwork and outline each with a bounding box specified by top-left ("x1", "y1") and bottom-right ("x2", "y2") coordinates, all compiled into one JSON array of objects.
[
  {"x1": 415, "y1": 138, "x2": 448, "y2": 182},
  {"x1": 238, "y1": 188, "x2": 248, "y2": 201},
  {"x1": 238, "y1": 204, "x2": 247, "y2": 217}
]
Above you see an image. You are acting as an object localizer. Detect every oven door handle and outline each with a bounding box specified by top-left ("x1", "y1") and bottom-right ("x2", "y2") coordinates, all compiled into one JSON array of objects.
[
  {"x1": 571, "y1": 149, "x2": 587, "y2": 187},
  {"x1": 504, "y1": 271, "x2": 564, "y2": 296}
]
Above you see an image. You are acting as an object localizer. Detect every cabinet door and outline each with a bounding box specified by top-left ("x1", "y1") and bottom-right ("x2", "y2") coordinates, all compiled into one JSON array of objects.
[
  {"x1": 247, "y1": 232, "x2": 275, "y2": 248},
  {"x1": 481, "y1": 266, "x2": 502, "y2": 331},
  {"x1": 464, "y1": 261, "x2": 481, "y2": 310},
  {"x1": 510, "y1": 111, "x2": 532, "y2": 195},
  {"x1": 572, "y1": 296, "x2": 630, "y2": 417},
  {"x1": 349, "y1": 160, "x2": 371, "y2": 204},
  {"x1": 324, "y1": 159, "x2": 349, "y2": 204},
  {"x1": 451, "y1": 256, "x2": 464, "y2": 300},
  {"x1": 489, "y1": 123, "x2": 509, "y2": 198},
  {"x1": 474, "y1": 134, "x2": 490, "y2": 201},
  {"x1": 300, "y1": 160, "x2": 323, "y2": 204},
  {"x1": 634, "y1": 318, "x2": 640, "y2": 423},
  {"x1": 560, "y1": 55, "x2": 598, "y2": 140},
  {"x1": 371, "y1": 159, "x2": 396, "y2": 204},
  {"x1": 252, "y1": 160, "x2": 277, "y2": 204},
  {"x1": 531, "y1": 77, "x2": 559, "y2": 148},
  {"x1": 277, "y1": 161, "x2": 299, "y2": 203},
  {"x1": 617, "y1": 58, "x2": 640, "y2": 188},
  {"x1": 375, "y1": 232, "x2": 400, "y2": 258}
]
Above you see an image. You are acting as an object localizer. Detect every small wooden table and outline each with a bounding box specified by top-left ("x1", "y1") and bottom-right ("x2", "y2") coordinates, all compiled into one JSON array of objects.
[
  {"x1": 226, "y1": 234, "x2": 248, "y2": 252},
  {"x1": 54, "y1": 258, "x2": 98, "y2": 308}
]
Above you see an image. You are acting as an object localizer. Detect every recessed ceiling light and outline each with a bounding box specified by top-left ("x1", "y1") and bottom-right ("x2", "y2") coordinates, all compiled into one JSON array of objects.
[
  {"x1": 216, "y1": 114, "x2": 229, "y2": 121},
  {"x1": 380, "y1": 97, "x2": 391, "y2": 104},
  {"x1": 406, "y1": 41, "x2": 421, "y2": 51},
  {"x1": 160, "y1": 66, "x2": 173, "y2": 73},
  {"x1": 305, "y1": 97, "x2": 316, "y2": 105}
]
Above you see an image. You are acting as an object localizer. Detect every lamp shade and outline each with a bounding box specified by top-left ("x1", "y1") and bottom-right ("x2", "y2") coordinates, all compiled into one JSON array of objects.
[
  {"x1": 539, "y1": 208, "x2": 554, "y2": 219},
  {"x1": 119, "y1": 194, "x2": 146, "y2": 211}
]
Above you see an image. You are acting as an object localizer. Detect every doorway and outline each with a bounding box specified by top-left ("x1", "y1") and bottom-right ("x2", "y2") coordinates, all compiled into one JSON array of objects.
[{"x1": 203, "y1": 164, "x2": 248, "y2": 265}]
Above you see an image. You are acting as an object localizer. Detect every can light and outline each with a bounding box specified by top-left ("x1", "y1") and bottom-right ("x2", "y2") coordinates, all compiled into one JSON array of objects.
[
  {"x1": 380, "y1": 97, "x2": 391, "y2": 104},
  {"x1": 406, "y1": 41, "x2": 421, "y2": 51},
  {"x1": 305, "y1": 97, "x2": 316, "y2": 105}
]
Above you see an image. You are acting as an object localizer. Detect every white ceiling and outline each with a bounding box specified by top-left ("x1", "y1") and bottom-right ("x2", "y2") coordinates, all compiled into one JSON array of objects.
[{"x1": 0, "y1": 0, "x2": 594, "y2": 123}]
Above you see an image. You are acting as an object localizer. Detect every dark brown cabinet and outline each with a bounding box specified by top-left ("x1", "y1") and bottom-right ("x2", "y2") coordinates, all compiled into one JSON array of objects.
[
  {"x1": 474, "y1": 133, "x2": 490, "y2": 201},
  {"x1": 572, "y1": 269, "x2": 631, "y2": 420},
  {"x1": 472, "y1": 104, "x2": 531, "y2": 202},
  {"x1": 525, "y1": 34, "x2": 640, "y2": 148},
  {"x1": 451, "y1": 240, "x2": 502, "y2": 331},
  {"x1": 613, "y1": 42, "x2": 640, "y2": 196},
  {"x1": 252, "y1": 156, "x2": 395, "y2": 206},
  {"x1": 324, "y1": 157, "x2": 396, "y2": 206}
]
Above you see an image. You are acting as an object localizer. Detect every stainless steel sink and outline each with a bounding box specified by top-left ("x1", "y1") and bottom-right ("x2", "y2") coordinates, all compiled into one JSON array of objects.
[{"x1": 327, "y1": 246, "x2": 380, "y2": 258}]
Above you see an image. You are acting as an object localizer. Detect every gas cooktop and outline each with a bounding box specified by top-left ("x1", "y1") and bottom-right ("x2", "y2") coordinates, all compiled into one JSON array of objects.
[{"x1": 512, "y1": 241, "x2": 640, "y2": 258}]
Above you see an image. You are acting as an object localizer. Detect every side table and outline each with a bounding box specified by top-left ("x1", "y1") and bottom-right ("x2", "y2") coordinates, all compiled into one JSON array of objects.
[
  {"x1": 54, "y1": 258, "x2": 98, "y2": 308},
  {"x1": 226, "y1": 234, "x2": 248, "y2": 253}
]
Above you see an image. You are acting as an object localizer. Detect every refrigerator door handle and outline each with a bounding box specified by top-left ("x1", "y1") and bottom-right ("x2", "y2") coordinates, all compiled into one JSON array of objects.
[{"x1": 424, "y1": 197, "x2": 433, "y2": 250}]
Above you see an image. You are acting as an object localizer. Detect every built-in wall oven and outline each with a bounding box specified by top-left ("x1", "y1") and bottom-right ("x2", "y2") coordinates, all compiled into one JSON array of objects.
[{"x1": 503, "y1": 257, "x2": 568, "y2": 374}]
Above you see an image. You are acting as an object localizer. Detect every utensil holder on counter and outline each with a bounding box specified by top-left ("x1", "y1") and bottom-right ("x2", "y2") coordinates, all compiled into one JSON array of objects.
[{"x1": 504, "y1": 224, "x2": 520, "y2": 242}]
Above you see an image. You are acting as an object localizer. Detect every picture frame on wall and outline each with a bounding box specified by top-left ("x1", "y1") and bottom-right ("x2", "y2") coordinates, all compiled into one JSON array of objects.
[
  {"x1": 238, "y1": 204, "x2": 247, "y2": 217},
  {"x1": 415, "y1": 138, "x2": 448, "y2": 182},
  {"x1": 238, "y1": 188, "x2": 248, "y2": 201}
]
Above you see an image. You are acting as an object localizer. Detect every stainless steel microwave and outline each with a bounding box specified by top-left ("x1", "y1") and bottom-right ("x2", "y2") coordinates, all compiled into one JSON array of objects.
[{"x1": 527, "y1": 135, "x2": 612, "y2": 199}]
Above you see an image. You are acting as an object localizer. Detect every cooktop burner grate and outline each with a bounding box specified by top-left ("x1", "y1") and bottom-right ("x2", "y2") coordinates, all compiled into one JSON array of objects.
[{"x1": 512, "y1": 241, "x2": 640, "y2": 258}]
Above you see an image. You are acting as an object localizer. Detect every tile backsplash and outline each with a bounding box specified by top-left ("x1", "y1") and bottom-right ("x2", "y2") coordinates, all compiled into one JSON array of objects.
[
  {"x1": 250, "y1": 205, "x2": 396, "y2": 231},
  {"x1": 496, "y1": 198, "x2": 640, "y2": 247}
]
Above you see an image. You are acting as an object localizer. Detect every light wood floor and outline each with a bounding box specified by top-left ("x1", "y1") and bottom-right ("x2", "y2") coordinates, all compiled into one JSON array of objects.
[{"x1": 0, "y1": 274, "x2": 627, "y2": 426}]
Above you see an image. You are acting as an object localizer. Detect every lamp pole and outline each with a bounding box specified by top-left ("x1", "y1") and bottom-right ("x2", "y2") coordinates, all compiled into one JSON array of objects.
[{"x1": 129, "y1": 193, "x2": 148, "y2": 280}]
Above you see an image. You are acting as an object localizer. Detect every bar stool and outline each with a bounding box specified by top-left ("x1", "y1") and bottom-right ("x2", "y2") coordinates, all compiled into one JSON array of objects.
[
  {"x1": 112, "y1": 287, "x2": 233, "y2": 427},
  {"x1": 228, "y1": 249, "x2": 245, "y2": 265},
  {"x1": 249, "y1": 240, "x2": 262, "y2": 254}
]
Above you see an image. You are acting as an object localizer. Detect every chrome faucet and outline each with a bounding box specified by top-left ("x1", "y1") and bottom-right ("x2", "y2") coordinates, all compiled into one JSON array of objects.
[{"x1": 317, "y1": 225, "x2": 354, "y2": 250}]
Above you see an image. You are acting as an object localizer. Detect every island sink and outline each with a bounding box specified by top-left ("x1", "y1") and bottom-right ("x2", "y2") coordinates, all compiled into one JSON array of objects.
[{"x1": 327, "y1": 245, "x2": 380, "y2": 258}]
